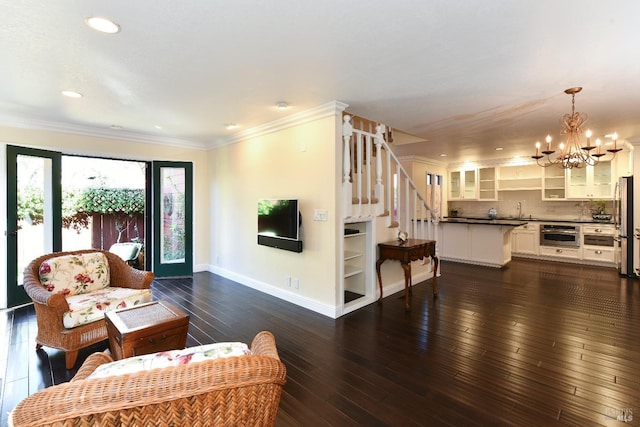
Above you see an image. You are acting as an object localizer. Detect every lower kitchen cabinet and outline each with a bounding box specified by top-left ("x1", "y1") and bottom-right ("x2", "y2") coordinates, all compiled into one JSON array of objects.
[
  {"x1": 539, "y1": 246, "x2": 581, "y2": 260},
  {"x1": 582, "y1": 247, "x2": 616, "y2": 263},
  {"x1": 440, "y1": 222, "x2": 513, "y2": 267},
  {"x1": 511, "y1": 224, "x2": 538, "y2": 255}
]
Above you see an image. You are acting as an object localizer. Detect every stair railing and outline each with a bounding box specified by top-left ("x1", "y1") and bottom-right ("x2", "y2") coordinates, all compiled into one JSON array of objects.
[{"x1": 342, "y1": 115, "x2": 441, "y2": 244}]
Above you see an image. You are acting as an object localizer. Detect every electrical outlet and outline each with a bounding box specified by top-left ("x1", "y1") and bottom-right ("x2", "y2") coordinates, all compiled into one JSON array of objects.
[
  {"x1": 294, "y1": 279, "x2": 299, "y2": 290},
  {"x1": 286, "y1": 277, "x2": 291, "y2": 287}
]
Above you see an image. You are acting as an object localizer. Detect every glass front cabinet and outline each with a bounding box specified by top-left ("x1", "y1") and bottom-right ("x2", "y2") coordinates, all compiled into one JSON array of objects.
[
  {"x1": 567, "y1": 160, "x2": 613, "y2": 199},
  {"x1": 449, "y1": 168, "x2": 478, "y2": 200}
]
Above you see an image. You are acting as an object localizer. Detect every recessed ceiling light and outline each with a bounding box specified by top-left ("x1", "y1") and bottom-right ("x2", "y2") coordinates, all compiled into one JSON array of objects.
[
  {"x1": 225, "y1": 123, "x2": 240, "y2": 130},
  {"x1": 85, "y1": 17, "x2": 121, "y2": 34},
  {"x1": 61, "y1": 90, "x2": 83, "y2": 98},
  {"x1": 275, "y1": 101, "x2": 289, "y2": 110},
  {"x1": 495, "y1": 147, "x2": 504, "y2": 151},
  {"x1": 439, "y1": 153, "x2": 447, "y2": 157},
  {"x1": 110, "y1": 125, "x2": 123, "y2": 130}
]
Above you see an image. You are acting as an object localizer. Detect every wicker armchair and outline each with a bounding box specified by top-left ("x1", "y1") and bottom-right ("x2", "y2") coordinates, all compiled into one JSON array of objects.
[
  {"x1": 23, "y1": 249, "x2": 154, "y2": 369},
  {"x1": 9, "y1": 331, "x2": 287, "y2": 427}
]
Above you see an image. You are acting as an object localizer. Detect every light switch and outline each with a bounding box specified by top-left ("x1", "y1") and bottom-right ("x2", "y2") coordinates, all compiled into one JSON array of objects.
[{"x1": 314, "y1": 209, "x2": 328, "y2": 221}]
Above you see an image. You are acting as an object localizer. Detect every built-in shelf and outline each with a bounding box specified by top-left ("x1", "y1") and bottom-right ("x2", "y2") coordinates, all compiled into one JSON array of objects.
[
  {"x1": 342, "y1": 220, "x2": 374, "y2": 313},
  {"x1": 497, "y1": 164, "x2": 542, "y2": 191},
  {"x1": 344, "y1": 250, "x2": 363, "y2": 261},
  {"x1": 344, "y1": 265, "x2": 363, "y2": 278}
]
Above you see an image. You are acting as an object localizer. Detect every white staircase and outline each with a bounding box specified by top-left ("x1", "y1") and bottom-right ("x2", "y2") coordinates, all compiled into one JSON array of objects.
[
  {"x1": 342, "y1": 114, "x2": 442, "y2": 242},
  {"x1": 340, "y1": 114, "x2": 442, "y2": 315}
]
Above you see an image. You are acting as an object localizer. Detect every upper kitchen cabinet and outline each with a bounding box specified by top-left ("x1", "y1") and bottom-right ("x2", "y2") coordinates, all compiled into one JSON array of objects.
[
  {"x1": 449, "y1": 168, "x2": 478, "y2": 200},
  {"x1": 567, "y1": 160, "x2": 613, "y2": 199},
  {"x1": 542, "y1": 166, "x2": 566, "y2": 200},
  {"x1": 497, "y1": 164, "x2": 541, "y2": 191},
  {"x1": 478, "y1": 167, "x2": 497, "y2": 200}
]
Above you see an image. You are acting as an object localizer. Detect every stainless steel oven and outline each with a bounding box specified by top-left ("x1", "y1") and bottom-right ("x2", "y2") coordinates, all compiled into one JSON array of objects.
[{"x1": 540, "y1": 224, "x2": 580, "y2": 248}]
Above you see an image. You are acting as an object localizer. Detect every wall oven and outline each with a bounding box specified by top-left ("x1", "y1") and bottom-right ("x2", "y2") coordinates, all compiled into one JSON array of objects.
[{"x1": 540, "y1": 224, "x2": 580, "y2": 248}]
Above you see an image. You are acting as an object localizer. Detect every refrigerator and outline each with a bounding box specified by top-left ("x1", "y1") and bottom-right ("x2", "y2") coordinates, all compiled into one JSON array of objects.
[{"x1": 616, "y1": 176, "x2": 634, "y2": 276}]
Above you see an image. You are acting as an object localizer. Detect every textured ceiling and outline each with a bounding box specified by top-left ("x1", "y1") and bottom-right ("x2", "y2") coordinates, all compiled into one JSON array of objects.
[{"x1": 2, "y1": 1, "x2": 640, "y2": 164}]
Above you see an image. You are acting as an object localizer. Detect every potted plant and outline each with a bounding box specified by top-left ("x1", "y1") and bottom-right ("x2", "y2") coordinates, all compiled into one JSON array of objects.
[{"x1": 589, "y1": 200, "x2": 611, "y2": 220}]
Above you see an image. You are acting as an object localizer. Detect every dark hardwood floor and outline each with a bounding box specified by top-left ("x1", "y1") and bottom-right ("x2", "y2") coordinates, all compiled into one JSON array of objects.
[{"x1": 2, "y1": 258, "x2": 640, "y2": 426}]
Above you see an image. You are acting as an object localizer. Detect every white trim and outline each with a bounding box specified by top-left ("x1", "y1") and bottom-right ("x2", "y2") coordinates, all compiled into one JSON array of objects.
[
  {"x1": 209, "y1": 265, "x2": 340, "y2": 318},
  {"x1": 0, "y1": 113, "x2": 207, "y2": 149},
  {"x1": 210, "y1": 101, "x2": 349, "y2": 148},
  {"x1": 396, "y1": 155, "x2": 448, "y2": 169},
  {"x1": 198, "y1": 263, "x2": 432, "y2": 317}
]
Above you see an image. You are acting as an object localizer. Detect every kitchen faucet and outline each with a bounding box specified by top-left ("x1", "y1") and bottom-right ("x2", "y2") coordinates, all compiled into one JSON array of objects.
[{"x1": 517, "y1": 201, "x2": 522, "y2": 219}]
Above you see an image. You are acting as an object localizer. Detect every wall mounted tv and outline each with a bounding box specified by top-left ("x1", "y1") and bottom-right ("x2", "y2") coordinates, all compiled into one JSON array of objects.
[{"x1": 257, "y1": 199, "x2": 303, "y2": 253}]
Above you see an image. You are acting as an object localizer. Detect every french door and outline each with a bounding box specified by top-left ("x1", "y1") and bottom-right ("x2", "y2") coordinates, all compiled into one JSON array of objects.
[
  {"x1": 6, "y1": 145, "x2": 62, "y2": 307},
  {"x1": 152, "y1": 161, "x2": 193, "y2": 278},
  {"x1": 5, "y1": 146, "x2": 194, "y2": 307}
]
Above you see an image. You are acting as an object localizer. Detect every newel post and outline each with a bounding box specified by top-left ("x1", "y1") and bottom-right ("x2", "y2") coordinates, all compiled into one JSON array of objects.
[
  {"x1": 342, "y1": 115, "x2": 353, "y2": 219},
  {"x1": 374, "y1": 124, "x2": 386, "y2": 216}
]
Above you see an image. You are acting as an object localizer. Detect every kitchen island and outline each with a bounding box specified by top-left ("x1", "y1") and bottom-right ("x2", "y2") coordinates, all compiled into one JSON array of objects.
[{"x1": 439, "y1": 217, "x2": 528, "y2": 267}]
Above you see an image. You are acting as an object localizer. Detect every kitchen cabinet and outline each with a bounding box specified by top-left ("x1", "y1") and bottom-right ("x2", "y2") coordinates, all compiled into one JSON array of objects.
[
  {"x1": 539, "y1": 246, "x2": 581, "y2": 260},
  {"x1": 497, "y1": 164, "x2": 541, "y2": 191},
  {"x1": 511, "y1": 223, "x2": 538, "y2": 255},
  {"x1": 582, "y1": 246, "x2": 616, "y2": 263},
  {"x1": 440, "y1": 222, "x2": 514, "y2": 267},
  {"x1": 478, "y1": 167, "x2": 497, "y2": 200},
  {"x1": 567, "y1": 161, "x2": 613, "y2": 199},
  {"x1": 542, "y1": 167, "x2": 566, "y2": 200},
  {"x1": 582, "y1": 224, "x2": 616, "y2": 263},
  {"x1": 449, "y1": 168, "x2": 477, "y2": 200}
]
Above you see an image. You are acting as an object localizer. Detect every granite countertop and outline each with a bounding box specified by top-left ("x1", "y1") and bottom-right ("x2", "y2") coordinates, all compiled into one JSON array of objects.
[
  {"x1": 443, "y1": 216, "x2": 615, "y2": 225},
  {"x1": 440, "y1": 217, "x2": 528, "y2": 226}
]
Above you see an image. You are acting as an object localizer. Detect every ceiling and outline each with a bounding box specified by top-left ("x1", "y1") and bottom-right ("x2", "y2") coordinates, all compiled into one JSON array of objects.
[{"x1": 2, "y1": 1, "x2": 640, "y2": 164}]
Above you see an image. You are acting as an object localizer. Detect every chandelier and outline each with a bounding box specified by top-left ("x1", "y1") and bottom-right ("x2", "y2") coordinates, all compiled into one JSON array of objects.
[{"x1": 532, "y1": 87, "x2": 621, "y2": 169}]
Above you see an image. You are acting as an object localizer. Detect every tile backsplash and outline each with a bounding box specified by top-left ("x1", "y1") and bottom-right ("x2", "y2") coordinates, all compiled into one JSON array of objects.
[{"x1": 448, "y1": 190, "x2": 614, "y2": 221}]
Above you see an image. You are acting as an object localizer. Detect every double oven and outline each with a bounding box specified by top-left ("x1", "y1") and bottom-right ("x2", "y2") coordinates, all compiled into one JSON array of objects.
[{"x1": 539, "y1": 224, "x2": 580, "y2": 248}]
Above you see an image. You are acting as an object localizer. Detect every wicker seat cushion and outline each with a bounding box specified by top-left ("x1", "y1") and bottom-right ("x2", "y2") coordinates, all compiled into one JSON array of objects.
[
  {"x1": 87, "y1": 342, "x2": 252, "y2": 379},
  {"x1": 63, "y1": 287, "x2": 153, "y2": 329},
  {"x1": 39, "y1": 252, "x2": 110, "y2": 296}
]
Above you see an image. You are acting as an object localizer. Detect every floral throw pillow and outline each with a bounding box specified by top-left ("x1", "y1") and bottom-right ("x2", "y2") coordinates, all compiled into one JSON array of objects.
[
  {"x1": 39, "y1": 252, "x2": 110, "y2": 296},
  {"x1": 87, "y1": 342, "x2": 252, "y2": 379}
]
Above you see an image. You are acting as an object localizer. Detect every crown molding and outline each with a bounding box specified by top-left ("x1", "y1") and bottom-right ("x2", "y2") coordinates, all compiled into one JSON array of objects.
[
  {"x1": 625, "y1": 136, "x2": 640, "y2": 146},
  {"x1": 396, "y1": 155, "x2": 448, "y2": 168},
  {"x1": 0, "y1": 113, "x2": 208, "y2": 150},
  {"x1": 209, "y1": 101, "x2": 349, "y2": 148}
]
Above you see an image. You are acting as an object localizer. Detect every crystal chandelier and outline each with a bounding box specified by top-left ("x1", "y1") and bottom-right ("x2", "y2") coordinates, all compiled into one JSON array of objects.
[{"x1": 532, "y1": 87, "x2": 621, "y2": 169}]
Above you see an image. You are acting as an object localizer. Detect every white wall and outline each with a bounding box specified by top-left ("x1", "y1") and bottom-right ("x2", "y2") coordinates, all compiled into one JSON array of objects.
[{"x1": 208, "y1": 114, "x2": 341, "y2": 316}]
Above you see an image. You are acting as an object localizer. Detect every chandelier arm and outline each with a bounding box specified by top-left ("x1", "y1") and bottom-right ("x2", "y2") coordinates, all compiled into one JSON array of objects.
[{"x1": 532, "y1": 87, "x2": 619, "y2": 169}]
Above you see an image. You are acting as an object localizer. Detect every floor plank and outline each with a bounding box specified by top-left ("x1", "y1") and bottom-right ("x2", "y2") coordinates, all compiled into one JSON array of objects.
[{"x1": 2, "y1": 258, "x2": 640, "y2": 426}]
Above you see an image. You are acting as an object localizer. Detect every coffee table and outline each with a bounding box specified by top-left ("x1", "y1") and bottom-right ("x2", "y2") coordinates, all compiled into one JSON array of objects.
[{"x1": 105, "y1": 300, "x2": 190, "y2": 360}]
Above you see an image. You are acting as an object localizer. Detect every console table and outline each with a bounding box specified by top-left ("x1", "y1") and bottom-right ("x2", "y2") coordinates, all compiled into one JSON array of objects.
[{"x1": 376, "y1": 239, "x2": 438, "y2": 310}]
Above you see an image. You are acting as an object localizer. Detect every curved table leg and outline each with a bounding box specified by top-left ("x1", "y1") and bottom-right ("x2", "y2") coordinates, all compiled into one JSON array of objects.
[
  {"x1": 376, "y1": 258, "x2": 385, "y2": 302},
  {"x1": 401, "y1": 262, "x2": 411, "y2": 311},
  {"x1": 431, "y1": 255, "x2": 439, "y2": 297}
]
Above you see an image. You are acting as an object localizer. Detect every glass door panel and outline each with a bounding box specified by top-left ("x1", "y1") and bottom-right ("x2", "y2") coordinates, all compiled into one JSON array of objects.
[
  {"x1": 450, "y1": 171, "x2": 461, "y2": 199},
  {"x1": 463, "y1": 169, "x2": 477, "y2": 199},
  {"x1": 153, "y1": 161, "x2": 192, "y2": 277},
  {"x1": 6, "y1": 146, "x2": 61, "y2": 307}
]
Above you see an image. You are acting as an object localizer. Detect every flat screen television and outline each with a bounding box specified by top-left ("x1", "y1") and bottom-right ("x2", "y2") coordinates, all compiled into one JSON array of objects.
[{"x1": 257, "y1": 199, "x2": 303, "y2": 252}]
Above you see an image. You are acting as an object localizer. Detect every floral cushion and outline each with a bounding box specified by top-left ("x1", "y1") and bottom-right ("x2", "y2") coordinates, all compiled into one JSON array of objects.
[
  {"x1": 87, "y1": 342, "x2": 252, "y2": 379},
  {"x1": 39, "y1": 252, "x2": 110, "y2": 296},
  {"x1": 63, "y1": 287, "x2": 153, "y2": 329}
]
